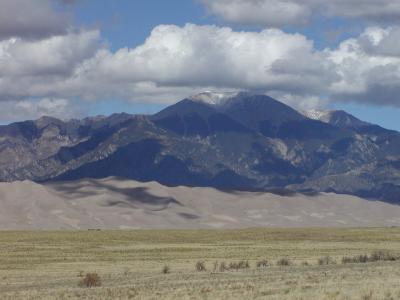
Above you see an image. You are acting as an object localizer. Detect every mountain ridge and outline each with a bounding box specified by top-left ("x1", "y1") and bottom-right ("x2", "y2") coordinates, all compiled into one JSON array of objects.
[{"x1": 1, "y1": 92, "x2": 399, "y2": 203}]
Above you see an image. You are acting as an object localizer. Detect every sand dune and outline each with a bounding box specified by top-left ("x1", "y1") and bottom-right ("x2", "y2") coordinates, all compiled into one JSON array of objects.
[{"x1": 0, "y1": 177, "x2": 400, "y2": 229}]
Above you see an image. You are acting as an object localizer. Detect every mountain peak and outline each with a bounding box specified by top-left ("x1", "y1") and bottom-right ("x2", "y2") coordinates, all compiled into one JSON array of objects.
[
  {"x1": 188, "y1": 91, "x2": 242, "y2": 106},
  {"x1": 304, "y1": 109, "x2": 368, "y2": 128}
]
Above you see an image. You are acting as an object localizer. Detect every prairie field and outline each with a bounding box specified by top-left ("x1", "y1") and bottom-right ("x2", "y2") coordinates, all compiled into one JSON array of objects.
[{"x1": 1, "y1": 228, "x2": 400, "y2": 299}]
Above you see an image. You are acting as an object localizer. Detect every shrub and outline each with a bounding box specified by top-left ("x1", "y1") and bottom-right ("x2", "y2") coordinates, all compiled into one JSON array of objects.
[
  {"x1": 301, "y1": 261, "x2": 310, "y2": 266},
  {"x1": 229, "y1": 260, "x2": 250, "y2": 271},
  {"x1": 318, "y1": 256, "x2": 336, "y2": 265},
  {"x1": 162, "y1": 265, "x2": 170, "y2": 274},
  {"x1": 256, "y1": 260, "x2": 269, "y2": 268},
  {"x1": 196, "y1": 261, "x2": 207, "y2": 272},
  {"x1": 370, "y1": 251, "x2": 397, "y2": 262},
  {"x1": 342, "y1": 255, "x2": 369, "y2": 264},
  {"x1": 219, "y1": 262, "x2": 228, "y2": 272},
  {"x1": 79, "y1": 273, "x2": 102, "y2": 288},
  {"x1": 277, "y1": 258, "x2": 291, "y2": 266},
  {"x1": 123, "y1": 267, "x2": 131, "y2": 276},
  {"x1": 361, "y1": 291, "x2": 373, "y2": 300},
  {"x1": 216, "y1": 260, "x2": 250, "y2": 272},
  {"x1": 213, "y1": 261, "x2": 219, "y2": 272},
  {"x1": 238, "y1": 260, "x2": 250, "y2": 269},
  {"x1": 341, "y1": 251, "x2": 399, "y2": 264}
]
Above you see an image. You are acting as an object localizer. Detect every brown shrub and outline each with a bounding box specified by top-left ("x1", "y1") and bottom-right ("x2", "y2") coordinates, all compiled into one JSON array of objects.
[
  {"x1": 318, "y1": 256, "x2": 336, "y2": 265},
  {"x1": 256, "y1": 260, "x2": 269, "y2": 268},
  {"x1": 276, "y1": 258, "x2": 291, "y2": 266},
  {"x1": 229, "y1": 260, "x2": 250, "y2": 271},
  {"x1": 342, "y1": 254, "x2": 369, "y2": 264},
  {"x1": 79, "y1": 273, "x2": 102, "y2": 288},
  {"x1": 162, "y1": 265, "x2": 170, "y2": 274},
  {"x1": 196, "y1": 261, "x2": 207, "y2": 272},
  {"x1": 341, "y1": 251, "x2": 399, "y2": 264},
  {"x1": 219, "y1": 262, "x2": 228, "y2": 272},
  {"x1": 370, "y1": 251, "x2": 397, "y2": 262}
]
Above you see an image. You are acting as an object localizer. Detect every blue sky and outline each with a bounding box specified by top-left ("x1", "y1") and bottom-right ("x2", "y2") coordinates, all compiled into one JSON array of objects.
[{"x1": 1, "y1": 0, "x2": 400, "y2": 130}]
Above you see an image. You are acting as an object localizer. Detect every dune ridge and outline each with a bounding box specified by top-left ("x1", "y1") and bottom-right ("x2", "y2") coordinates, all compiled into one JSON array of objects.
[{"x1": 0, "y1": 177, "x2": 399, "y2": 229}]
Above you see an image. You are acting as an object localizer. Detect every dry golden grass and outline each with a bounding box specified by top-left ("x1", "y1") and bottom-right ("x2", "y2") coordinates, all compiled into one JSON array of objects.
[{"x1": 1, "y1": 228, "x2": 400, "y2": 299}]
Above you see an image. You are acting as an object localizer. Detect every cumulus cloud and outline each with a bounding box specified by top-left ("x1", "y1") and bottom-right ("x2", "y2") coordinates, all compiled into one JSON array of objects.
[
  {"x1": 328, "y1": 26, "x2": 400, "y2": 106},
  {"x1": 201, "y1": 0, "x2": 400, "y2": 27},
  {"x1": 0, "y1": 24, "x2": 335, "y2": 107},
  {"x1": 0, "y1": 0, "x2": 71, "y2": 40},
  {"x1": 62, "y1": 24, "x2": 336, "y2": 108},
  {"x1": 1, "y1": 23, "x2": 400, "y2": 115},
  {"x1": 0, "y1": 30, "x2": 101, "y2": 99},
  {"x1": 0, "y1": 98, "x2": 84, "y2": 123}
]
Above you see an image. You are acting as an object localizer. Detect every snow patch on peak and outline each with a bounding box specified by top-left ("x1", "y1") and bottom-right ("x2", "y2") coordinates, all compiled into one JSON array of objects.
[
  {"x1": 188, "y1": 91, "x2": 240, "y2": 106},
  {"x1": 303, "y1": 109, "x2": 332, "y2": 122},
  {"x1": 303, "y1": 109, "x2": 368, "y2": 128}
]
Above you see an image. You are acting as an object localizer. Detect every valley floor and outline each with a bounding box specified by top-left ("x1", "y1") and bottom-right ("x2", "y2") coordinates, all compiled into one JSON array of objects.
[{"x1": 1, "y1": 228, "x2": 400, "y2": 299}]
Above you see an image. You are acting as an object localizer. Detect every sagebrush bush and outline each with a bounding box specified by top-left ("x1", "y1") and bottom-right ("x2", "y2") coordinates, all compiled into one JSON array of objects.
[
  {"x1": 215, "y1": 260, "x2": 249, "y2": 272},
  {"x1": 212, "y1": 261, "x2": 219, "y2": 272},
  {"x1": 256, "y1": 260, "x2": 269, "y2": 268},
  {"x1": 370, "y1": 251, "x2": 397, "y2": 262},
  {"x1": 276, "y1": 258, "x2": 291, "y2": 266},
  {"x1": 219, "y1": 262, "x2": 228, "y2": 272},
  {"x1": 196, "y1": 261, "x2": 207, "y2": 272},
  {"x1": 318, "y1": 256, "x2": 336, "y2": 265},
  {"x1": 79, "y1": 273, "x2": 102, "y2": 288},
  {"x1": 342, "y1": 254, "x2": 369, "y2": 264},
  {"x1": 341, "y1": 251, "x2": 399, "y2": 264},
  {"x1": 162, "y1": 265, "x2": 170, "y2": 274},
  {"x1": 229, "y1": 260, "x2": 250, "y2": 271}
]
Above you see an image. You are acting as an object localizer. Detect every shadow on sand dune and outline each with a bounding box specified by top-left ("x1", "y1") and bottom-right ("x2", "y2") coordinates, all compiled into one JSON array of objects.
[
  {"x1": 46, "y1": 179, "x2": 182, "y2": 210},
  {"x1": 216, "y1": 186, "x2": 320, "y2": 197}
]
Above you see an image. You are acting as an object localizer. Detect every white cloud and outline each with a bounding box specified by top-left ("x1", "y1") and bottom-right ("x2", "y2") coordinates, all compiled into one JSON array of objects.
[
  {"x1": 0, "y1": 24, "x2": 335, "y2": 108},
  {"x1": 1, "y1": 23, "x2": 400, "y2": 117},
  {"x1": 67, "y1": 24, "x2": 335, "y2": 104},
  {"x1": 201, "y1": 0, "x2": 400, "y2": 27},
  {"x1": 0, "y1": 30, "x2": 101, "y2": 99},
  {"x1": 0, "y1": 0, "x2": 70, "y2": 40},
  {"x1": 327, "y1": 26, "x2": 400, "y2": 106},
  {"x1": 0, "y1": 98, "x2": 84, "y2": 123}
]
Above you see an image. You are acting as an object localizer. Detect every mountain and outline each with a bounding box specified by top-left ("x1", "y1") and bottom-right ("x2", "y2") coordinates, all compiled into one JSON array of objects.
[
  {"x1": 304, "y1": 109, "x2": 369, "y2": 128},
  {"x1": 1, "y1": 92, "x2": 399, "y2": 203}
]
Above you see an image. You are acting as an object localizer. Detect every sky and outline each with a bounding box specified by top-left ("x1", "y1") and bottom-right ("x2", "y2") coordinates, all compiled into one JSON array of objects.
[{"x1": 1, "y1": 0, "x2": 400, "y2": 131}]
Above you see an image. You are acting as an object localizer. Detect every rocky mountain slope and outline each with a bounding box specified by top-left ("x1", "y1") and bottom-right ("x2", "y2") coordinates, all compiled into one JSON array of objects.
[{"x1": 1, "y1": 92, "x2": 399, "y2": 202}]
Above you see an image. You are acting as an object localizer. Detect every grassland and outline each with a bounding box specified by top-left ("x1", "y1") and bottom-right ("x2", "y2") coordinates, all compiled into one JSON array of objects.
[{"x1": 1, "y1": 228, "x2": 400, "y2": 299}]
